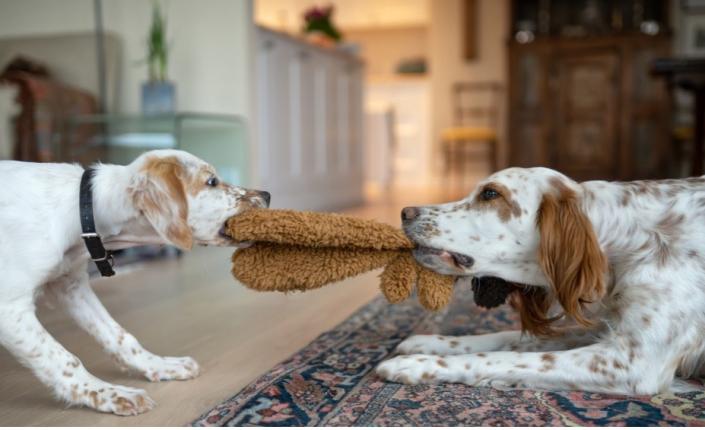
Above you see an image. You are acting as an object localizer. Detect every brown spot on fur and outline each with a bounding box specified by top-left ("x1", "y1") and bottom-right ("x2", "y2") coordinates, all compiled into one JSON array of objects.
[
  {"x1": 437, "y1": 359, "x2": 448, "y2": 368},
  {"x1": 89, "y1": 391, "x2": 100, "y2": 408},
  {"x1": 184, "y1": 164, "x2": 218, "y2": 197},
  {"x1": 621, "y1": 190, "x2": 631, "y2": 206},
  {"x1": 474, "y1": 182, "x2": 523, "y2": 222},
  {"x1": 134, "y1": 156, "x2": 193, "y2": 250},
  {"x1": 63, "y1": 371, "x2": 73, "y2": 377},
  {"x1": 589, "y1": 356, "x2": 601, "y2": 373},
  {"x1": 114, "y1": 396, "x2": 136, "y2": 414},
  {"x1": 449, "y1": 340, "x2": 459, "y2": 348},
  {"x1": 541, "y1": 353, "x2": 556, "y2": 364},
  {"x1": 477, "y1": 353, "x2": 486, "y2": 357},
  {"x1": 515, "y1": 364, "x2": 528, "y2": 369}
]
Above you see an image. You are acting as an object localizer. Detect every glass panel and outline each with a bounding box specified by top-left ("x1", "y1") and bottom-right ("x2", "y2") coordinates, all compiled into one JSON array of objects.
[
  {"x1": 178, "y1": 115, "x2": 250, "y2": 187},
  {"x1": 63, "y1": 113, "x2": 250, "y2": 185}
]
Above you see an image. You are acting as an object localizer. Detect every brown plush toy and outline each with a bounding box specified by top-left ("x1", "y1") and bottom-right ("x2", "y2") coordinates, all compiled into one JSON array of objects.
[{"x1": 225, "y1": 208, "x2": 456, "y2": 311}]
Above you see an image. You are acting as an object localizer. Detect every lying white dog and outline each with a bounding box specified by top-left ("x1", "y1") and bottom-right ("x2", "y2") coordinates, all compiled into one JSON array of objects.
[
  {"x1": 378, "y1": 166, "x2": 705, "y2": 396},
  {"x1": 0, "y1": 149, "x2": 269, "y2": 415}
]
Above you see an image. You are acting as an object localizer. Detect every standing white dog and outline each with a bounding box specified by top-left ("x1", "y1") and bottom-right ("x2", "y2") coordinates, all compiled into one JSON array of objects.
[{"x1": 0, "y1": 149, "x2": 269, "y2": 415}]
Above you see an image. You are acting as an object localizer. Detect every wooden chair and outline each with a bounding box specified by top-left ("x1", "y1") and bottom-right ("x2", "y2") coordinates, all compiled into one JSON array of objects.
[{"x1": 440, "y1": 82, "x2": 501, "y2": 196}]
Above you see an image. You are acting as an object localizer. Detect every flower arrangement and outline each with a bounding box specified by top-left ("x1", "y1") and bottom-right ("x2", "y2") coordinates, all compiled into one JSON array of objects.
[{"x1": 302, "y1": 5, "x2": 342, "y2": 45}]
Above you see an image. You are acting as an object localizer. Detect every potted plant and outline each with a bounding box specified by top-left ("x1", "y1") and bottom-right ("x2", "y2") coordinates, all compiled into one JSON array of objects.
[
  {"x1": 141, "y1": 2, "x2": 175, "y2": 114},
  {"x1": 302, "y1": 5, "x2": 342, "y2": 48}
]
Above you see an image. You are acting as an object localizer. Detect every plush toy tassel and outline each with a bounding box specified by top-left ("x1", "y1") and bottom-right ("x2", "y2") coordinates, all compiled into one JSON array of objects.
[
  {"x1": 417, "y1": 266, "x2": 455, "y2": 311},
  {"x1": 379, "y1": 253, "x2": 418, "y2": 303}
]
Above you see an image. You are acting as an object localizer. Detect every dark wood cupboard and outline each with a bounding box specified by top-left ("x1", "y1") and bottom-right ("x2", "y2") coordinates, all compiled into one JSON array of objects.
[{"x1": 507, "y1": 1, "x2": 672, "y2": 181}]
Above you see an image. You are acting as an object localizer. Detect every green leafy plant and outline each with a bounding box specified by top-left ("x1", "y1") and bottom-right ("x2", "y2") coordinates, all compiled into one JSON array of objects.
[{"x1": 147, "y1": 2, "x2": 169, "y2": 82}]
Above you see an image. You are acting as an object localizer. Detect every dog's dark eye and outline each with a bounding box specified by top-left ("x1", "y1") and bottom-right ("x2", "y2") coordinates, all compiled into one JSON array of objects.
[
  {"x1": 481, "y1": 188, "x2": 499, "y2": 201},
  {"x1": 206, "y1": 177, "x2": 219, "y2": 187}
]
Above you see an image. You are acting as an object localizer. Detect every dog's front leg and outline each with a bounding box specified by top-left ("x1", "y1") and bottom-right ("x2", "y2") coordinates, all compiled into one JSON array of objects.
[
  {"x1": 377, "y1": 341, "x2": 661, "y2": 395},
  {"x1": 49, "y1": 271, "x2": 199, "y2": 382},
  {"x1": 0, "y1": 298, "x2": 155, "y2": 415},
  {"x1": 396, "y1": 327, "x2": 600, "y2": 355}
]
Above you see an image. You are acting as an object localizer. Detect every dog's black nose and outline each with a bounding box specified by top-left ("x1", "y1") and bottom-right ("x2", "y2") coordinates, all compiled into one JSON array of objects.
[
  {"x1": 258, "y1": 191, "x2": 271, "y2": 206},
  {"x1": 401, "y1": 206, "x2": 420, "y2": 222}
]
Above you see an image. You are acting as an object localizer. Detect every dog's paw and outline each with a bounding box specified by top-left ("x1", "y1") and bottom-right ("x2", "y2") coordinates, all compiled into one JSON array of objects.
[
  {"x1": 73, "y1": 383, "x2": 155, "y2": 416},
  {"x1": 105, "y1": 386, "x2": 156, "y2": 416},
  {"x1": 376, "y1": 354, "x2": 445, "y2": 385},
  {"x1": 143, "y1": 356, "x2": 200, "y2": 382}
]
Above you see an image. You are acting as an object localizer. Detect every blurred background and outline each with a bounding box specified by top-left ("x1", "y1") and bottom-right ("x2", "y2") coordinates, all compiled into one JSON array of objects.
[{"x1": 0, "y1": 0, "x2": 702, "y2": 208}]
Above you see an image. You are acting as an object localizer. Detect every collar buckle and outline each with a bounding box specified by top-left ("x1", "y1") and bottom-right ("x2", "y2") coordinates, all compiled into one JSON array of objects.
[{"x1": 80, "y1": 168, "x2": 116, "y2": 277}]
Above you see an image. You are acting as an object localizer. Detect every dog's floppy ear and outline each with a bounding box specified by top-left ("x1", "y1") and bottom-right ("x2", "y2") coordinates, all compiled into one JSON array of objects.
[
  {"x1": 132, "y1": 158, "x2": 193, "y2": 250},
  {"x1": 536, "y1": 178, "x2": 606, "y2": 328}
]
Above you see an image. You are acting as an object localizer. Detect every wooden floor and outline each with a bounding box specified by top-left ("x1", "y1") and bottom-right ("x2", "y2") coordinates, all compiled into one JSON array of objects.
[{"x1": 0, "y1": 186, "x2": 454, "y2": 426}]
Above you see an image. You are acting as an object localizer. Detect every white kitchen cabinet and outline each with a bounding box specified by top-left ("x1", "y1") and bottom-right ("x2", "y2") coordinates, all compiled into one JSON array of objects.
[
  {"x1": 255, "y1": 27, "x2": 365, "y2": 210},
  {"x1": 366, "y1": 78, "x2": 431, "y2": 188}
]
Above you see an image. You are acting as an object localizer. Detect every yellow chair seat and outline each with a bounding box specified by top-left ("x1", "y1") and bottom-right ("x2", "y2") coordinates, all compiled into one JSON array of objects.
[
  {"x1": 674, "y1": 126, "x2": 693, "y2": 141},
  {"x1": 441, "y1": 126, "x2": 496, "y2": 142}
]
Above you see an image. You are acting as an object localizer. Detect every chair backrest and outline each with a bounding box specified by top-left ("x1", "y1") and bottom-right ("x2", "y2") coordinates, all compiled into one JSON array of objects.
[{"x1": 452, "y1": 81, "x2": 502, "y2": 129}]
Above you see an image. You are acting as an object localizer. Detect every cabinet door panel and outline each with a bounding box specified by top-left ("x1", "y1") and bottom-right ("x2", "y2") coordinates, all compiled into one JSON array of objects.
[{"x1": 554, "y1": 51, "x2": 619, "y2": 180}]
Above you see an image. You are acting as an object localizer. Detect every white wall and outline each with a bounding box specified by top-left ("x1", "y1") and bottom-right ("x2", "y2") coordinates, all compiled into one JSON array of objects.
[
  {"x1": 0, "y1": 0, "x2": 254, "y2": 118},
  {"x1": 102, "y1": 0, "x2": 254, "y2": 117},
  {"x1": 256, "y1": 0, "x2": 428, "y2": 32},
  {"x1": 0, "y1": 0, "x2": 95, "y2": 36},
  {"x1": 428, "y1": 0, "x2": 509, "y2": 173}
]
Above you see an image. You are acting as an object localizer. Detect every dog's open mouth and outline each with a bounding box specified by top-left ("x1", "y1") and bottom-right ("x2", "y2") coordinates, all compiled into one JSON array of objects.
[{"x1": 413, "y1": 245, "x2": 474, "y2": 270}]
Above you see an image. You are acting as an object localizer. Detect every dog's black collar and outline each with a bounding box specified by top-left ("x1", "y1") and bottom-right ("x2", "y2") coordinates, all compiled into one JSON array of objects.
[{"x1": 80, "y1": 168, "x2": 115, "y2": 277}]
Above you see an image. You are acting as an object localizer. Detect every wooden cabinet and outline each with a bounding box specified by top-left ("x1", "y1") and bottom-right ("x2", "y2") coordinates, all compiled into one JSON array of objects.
[
  {"x1": 255, "y1": 27, "x2": 365, "y2": 210},
  {"x1": 508, "y1": 35, "x2": 671, "y2": 181},
  {"x1": 554, "y1": 50, "x2": 619, "y2": 179}
]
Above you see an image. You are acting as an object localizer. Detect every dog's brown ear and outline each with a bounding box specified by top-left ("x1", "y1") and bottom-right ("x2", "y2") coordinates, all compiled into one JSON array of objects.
[
  {"x1": 536, "y1": 179, "x2": 606, "y2": 328},
  {"x1": 133, "y1": 158, "x2": 193, "y2": 250}
]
